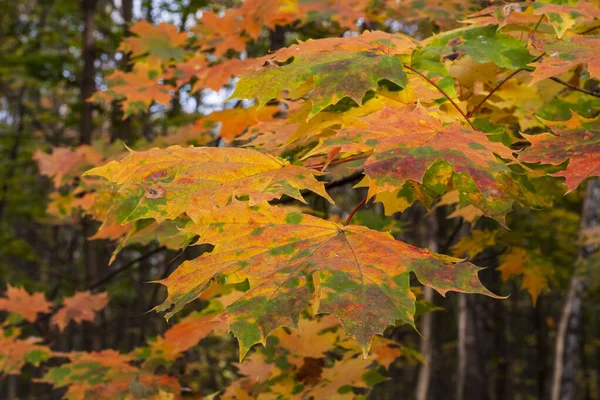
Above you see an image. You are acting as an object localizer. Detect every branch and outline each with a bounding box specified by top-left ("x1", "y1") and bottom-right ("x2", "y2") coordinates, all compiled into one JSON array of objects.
[
  {"x1": 402, "y1": 64, "x2": 476, "y2": 130},
  {"x1": 325, "y1": 171, "x2": 365, "y2": 190},
  {"x1": 87, "y1": 246, "x2": 166, "y2": 290}
]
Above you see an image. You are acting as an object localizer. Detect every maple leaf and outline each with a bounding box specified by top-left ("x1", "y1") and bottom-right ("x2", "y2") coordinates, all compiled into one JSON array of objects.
[
  {"x1": 83, "y1": 146, "x2": 333, "y2": 224},
  {"x1": 195, "y1": 10, "x2": 249, "y2": 57},
  {"x1": 234, "y1": 30, "x2": 418, "y2": 117},
  {"x1": 34, "y1": 146, "x2": 103, "y2": 188},
  {"x1": 136, "y1": 307, "x2": 226, "y2": 367},
  {"x1": 300, "y1": 336, "x2": 403, "y2": 400},
  {"x1": 194, "y1": 104, "x2": 280, "y2": 141},
  {"x1": 520, "y1": 112, "x2": 600, "y2": 192},
  {"x1": 271, "y1": 314, "x2": 342, "y2": 367},
  {"x1": 389, "y1": 0, "x2": 482, "y2": 31},
  {"x1": 42, "y1": 350, "x2": 179, "y2": 400},
  {"x1": 0, "y1": 286, "x2": 52, "y2": 322},
  {"x1": 51, "y1": 291, "x2": 109, "y2": 332},
  {"x1": 191, "y1": 58, "x2": 260, "y2": 92},
  {"x1": 238, "y1": 0, "x2": 300, "y2": 38},
  {"x1": 530, "y1": 35, "x2": 600, "y2": 85},
  {"x1": 0, "y1": 328, "x2": 52, "y2": 375},
  {"x1": 299, "y1": 0, "x2": 373, "y2": 30},
  {"x1": 119, "y1": 21, "x2": 188, "y2": 63},
  {"x1": 412, "y1": 25, "x2": 534, "y2": 75},
  {"x1": 453, "y1": 229, "x2": 498, "y2": 259},
  {"x1": 307, "y1": 104, "x2": 518, "y2": 222},
  {"x1": 168, "y1": 55, "x2": 260, "y2": 93},
  {"x1": 94, "y1": 63, "x2": 171, "y2": 115},
  {"x1": 468, "y1": 1, "x2": 600, "y2": 38},
  {"x1": 498, "y1": 247, "x2": 550, "y2": 305},
  {"x1": 154, "y1": 202, "x2": 497, "y2": 359}
]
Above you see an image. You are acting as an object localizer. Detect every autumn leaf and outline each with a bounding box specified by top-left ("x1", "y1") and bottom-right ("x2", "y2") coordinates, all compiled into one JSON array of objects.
[
  {"x1": 520, "y1": 112, "x2": 600, "y2": 192},
  {"x1": 94, "y1": 63, "x2": 171, "y2": 115},
  {"x1": 0, "y1": 328, "x2": 51, "y2": 375},
  {"x1": 412, "y1": 25, "x2": 534, "y2": 75},
  {"x1": 34, "y1": 146, "x2": 103, "y2": 188},
  {"x1": 154, "y1": 201, "x2": 497, "y2": 359},
  {"x1": 119, "y1": 20, "x2": 188, "y2": 63},
  {"x1": 83, "y1": 145, "x2": 333, "y2": 224},
  {"x1": 42, "y1": 350, "x2": 180, "y2": 400},
  {"x1": 468, "y1": 1, "x2": 600, "y2": 38},
  {"x1": 530, "y1": 35, "x2": 600, "y2": 85},
  {"x1": 234, "y1": 30, "x2": 417, "y2": 117},
  {"x1": 301, "y1": 337, "x2": 403, "y2": 400},
  {"x1": 453, "y1": 229, "x2": 498, "y2": 259},
  {"x1": 299, "y1": 0, "x2": 375, "y2": 30},
  {"x1": 51, "y1": 291, "x2": 109, "y2": 332},
  {"x1": 0, "y1": 286, "x2": 52, "y2": 322},
  {"x1": 498, "y1": 247, "x2": 550, "y2": 305},
  {"x1": 390, "y1": 0, "x2": 481, "y2": 31},
  {"x1": 194, "y1": 104, "x2": 280, "y2": 141},
  {"x1": 135, "y1": 304, "x2": 226, "y2": 367},
  {"x1": 307, "y1": 104, "x2": 518, "y2": 222},
  {"x1": 271, "y1": 314, "x2": 341, "y2": 367}
]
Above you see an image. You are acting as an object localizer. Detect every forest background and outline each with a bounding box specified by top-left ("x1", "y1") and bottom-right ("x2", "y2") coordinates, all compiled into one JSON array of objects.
[{"x1": 1, "y1": 0, "x2": 600, "y2": 399}]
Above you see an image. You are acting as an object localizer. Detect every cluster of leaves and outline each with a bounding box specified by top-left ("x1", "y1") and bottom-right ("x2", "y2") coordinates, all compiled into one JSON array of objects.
[
  {"x1": 7, "y1": 0, "x2": 600, "y2": 398},
  {"x1": 0, "y1": 284, "x2": 421, "y2": 399}
]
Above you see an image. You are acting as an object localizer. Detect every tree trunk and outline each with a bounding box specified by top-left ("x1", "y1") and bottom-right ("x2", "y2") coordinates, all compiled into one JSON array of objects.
[
  {"x1": 80, "y1": 0, "x2": 96, "y2": 146},
  {"x1": 456, "y1": 293, "x2": 468, "y2": 400},
  {"x1": 415, "y1": 212, "x2": 439, "y2": 400},
  {"x1": 551, "y1": 179, "x2": 600, "y2": 400},
  {"x1": 81, "y1": 0, "x2": 101, "y2": 351}
]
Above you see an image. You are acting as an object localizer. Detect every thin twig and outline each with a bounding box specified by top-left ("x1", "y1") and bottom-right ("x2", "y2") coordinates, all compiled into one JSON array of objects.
[
  {"x1": 440, "y1": 217, "x2": 465, "y2": 253},
  {"x1": 88, "y1": 246, "x2": 166, "y2": 290},
  {"x1": 403, "y1": 63, "x2": 476, "y2": 130},
  {"x1": 345, "y1": 197, "x2": 368, "y2": 226},
  {"x1": 549, "y1": 77, "x2": 600, "y2": 98}
]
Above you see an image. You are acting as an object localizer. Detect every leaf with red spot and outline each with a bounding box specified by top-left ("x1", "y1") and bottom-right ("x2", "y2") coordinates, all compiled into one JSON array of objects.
[
  {"x1": 520, "y1": 112, "x2": 600, "y2": 192},
  {"x1": 83, "y1": 146, "x2": 333, "y2": 224},
  {"x1": 154, "y1": 201, "x2": 497, "y2": 359}
]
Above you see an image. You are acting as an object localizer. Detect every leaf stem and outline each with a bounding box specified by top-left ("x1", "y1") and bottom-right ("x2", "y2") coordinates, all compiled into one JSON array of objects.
[
  {"x1": 402, "y1": 63, "x2": 476, "y2": 130},
  {"x1": 467, "y1": 69, "x2": 524, "y2": 118},
  {"x1": 345, "y1": 197, "x2": 368, "y2": 226},
  {"x1": 468, "y1": 55, "x2": 545, "y2": 118}
]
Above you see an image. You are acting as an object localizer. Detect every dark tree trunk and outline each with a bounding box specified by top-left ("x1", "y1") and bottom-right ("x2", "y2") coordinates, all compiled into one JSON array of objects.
[{"x1": 551, "y1": 179, "x2": 600, "y2": 400}]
